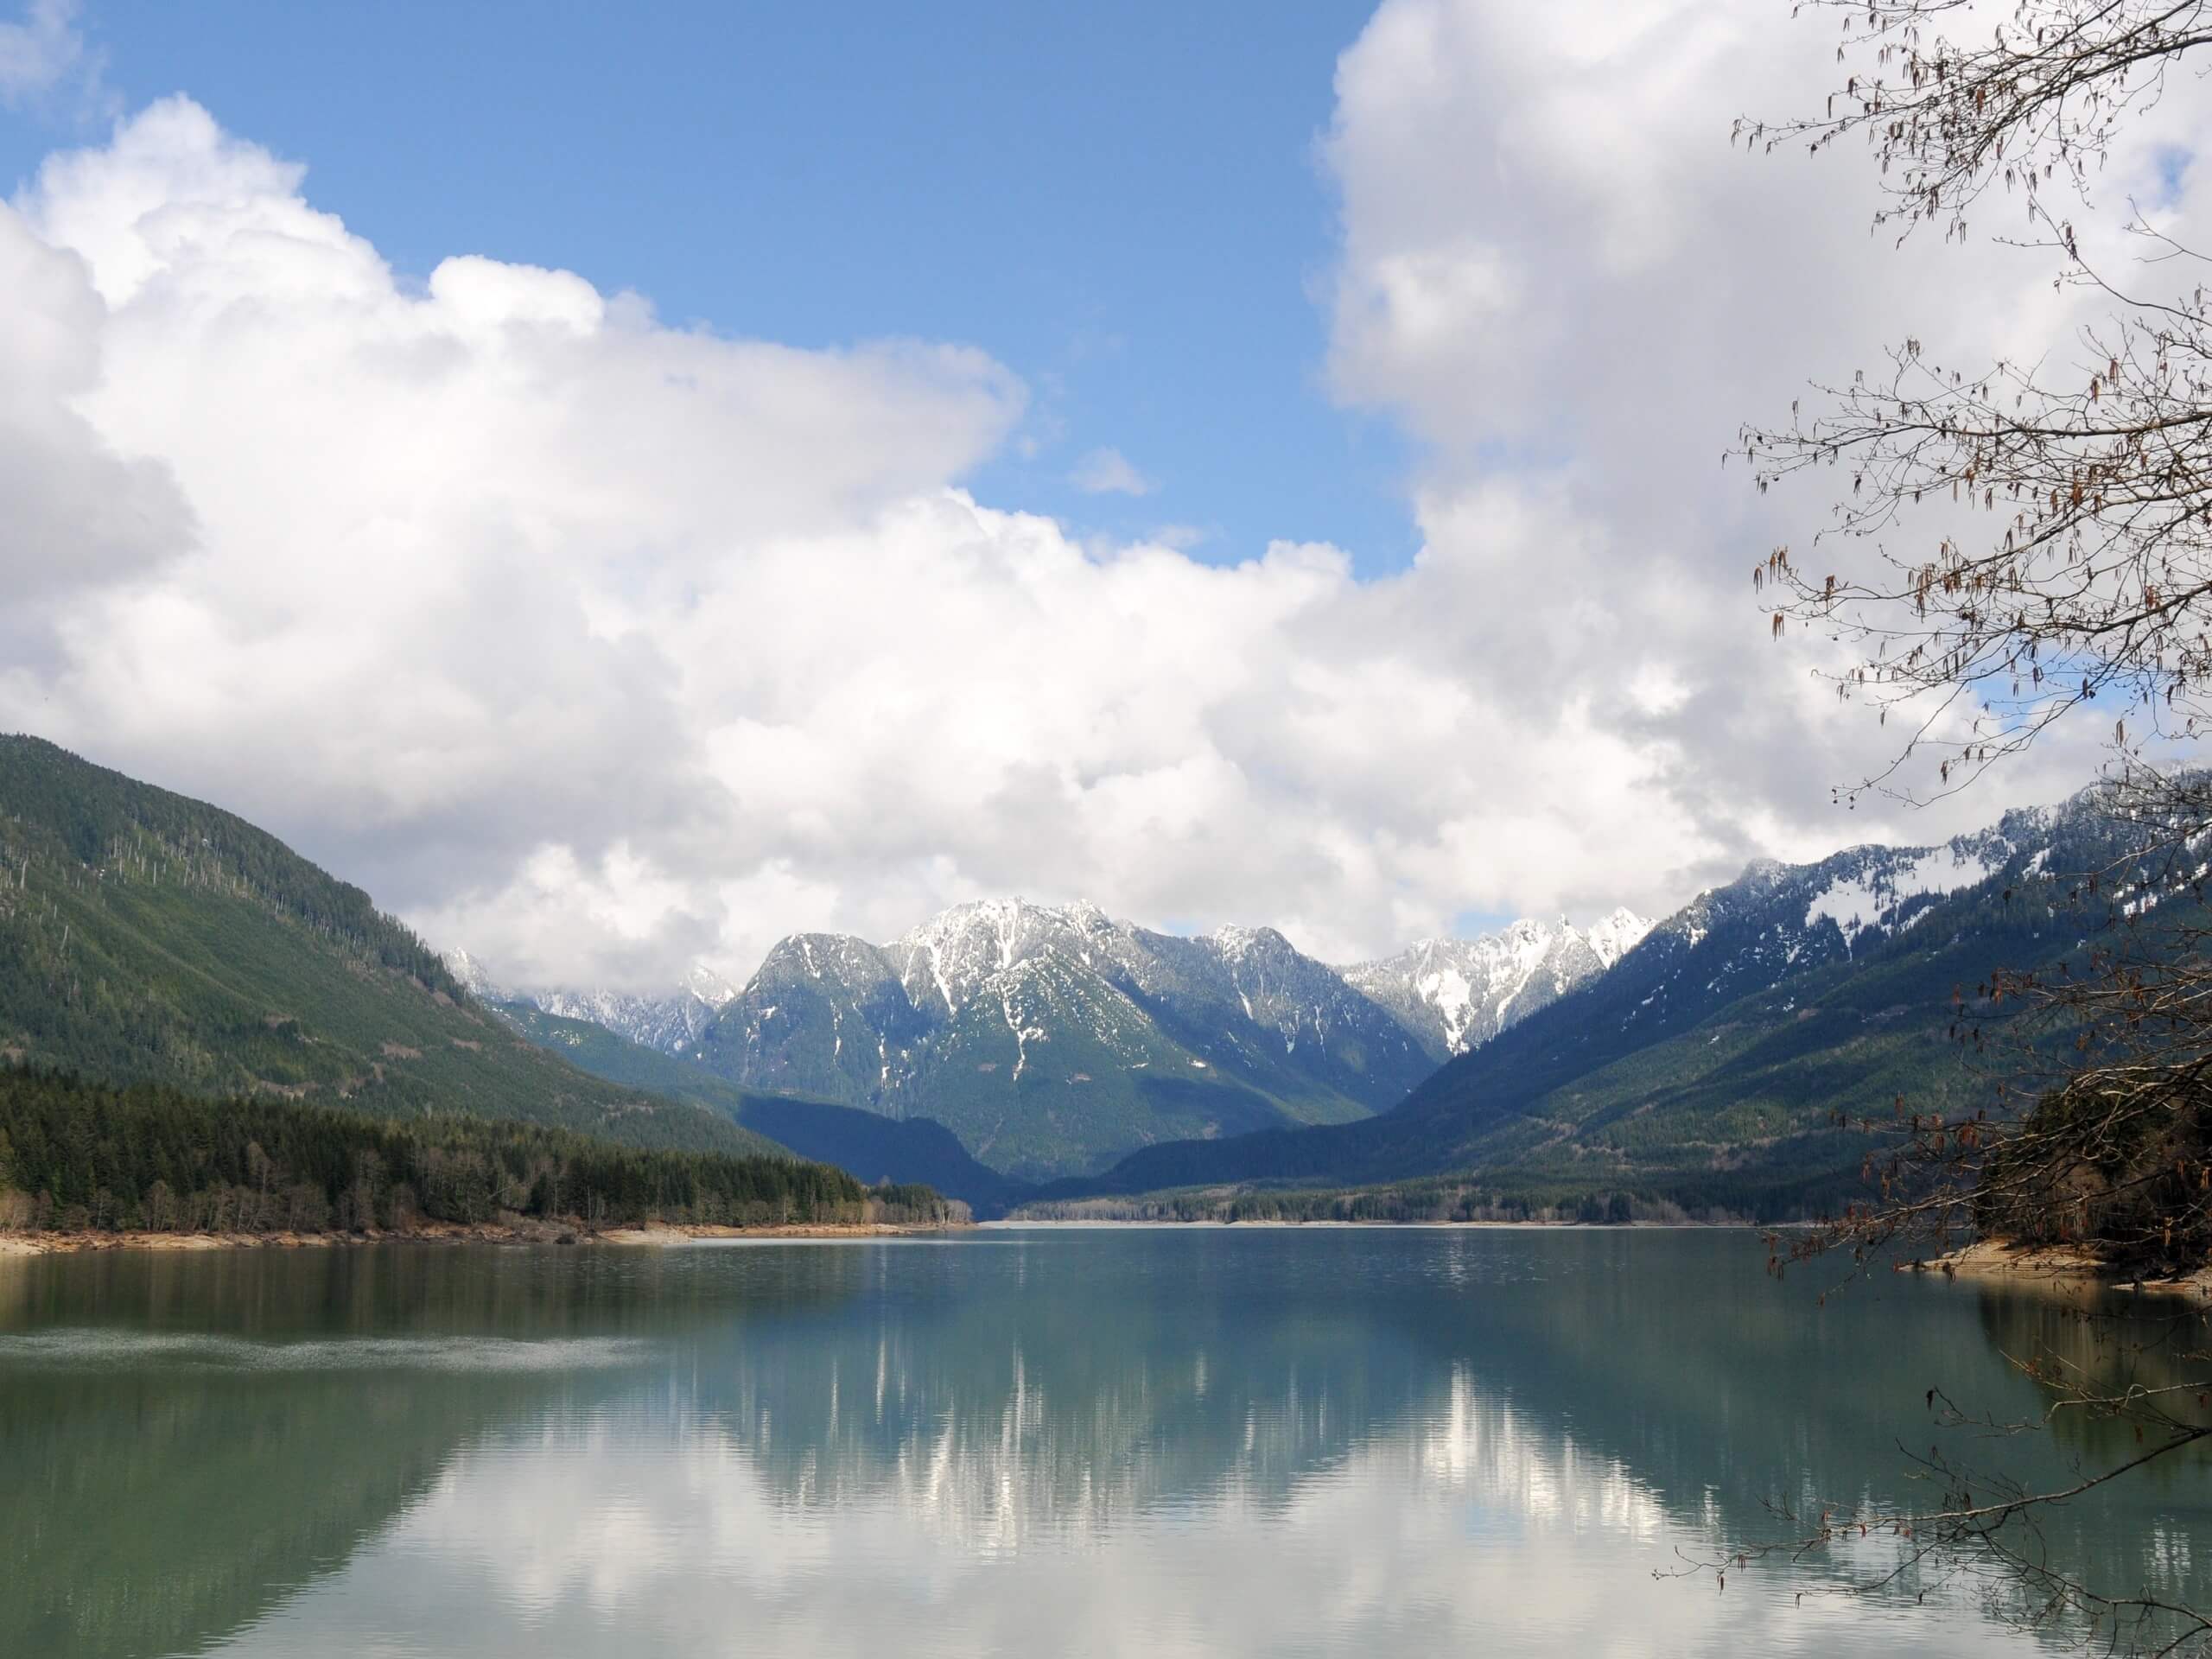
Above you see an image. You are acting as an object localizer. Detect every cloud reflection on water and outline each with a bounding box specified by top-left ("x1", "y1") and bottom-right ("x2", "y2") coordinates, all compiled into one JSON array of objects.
[
  {"x1": 212, "y1": 1359, "x2": 2011, "y2": 1659},
  {"x1": 5, "y1": 1230, "x2": 2192, "y2": 1659}
]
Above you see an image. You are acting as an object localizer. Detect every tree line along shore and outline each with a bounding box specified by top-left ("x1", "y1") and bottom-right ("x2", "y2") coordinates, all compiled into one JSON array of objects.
[{"x1": 0, "y1": 1065, "x2": 969, "y2": 1246}]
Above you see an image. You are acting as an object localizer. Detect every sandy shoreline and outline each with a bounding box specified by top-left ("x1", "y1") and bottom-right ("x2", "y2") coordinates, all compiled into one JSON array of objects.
[
  {"x1": 0, "y1": 1217, "x2": 965, "y2": 1256},
  {"x1": 1912, "y1": 1237, "x2": 2212, "y2": 1300}
]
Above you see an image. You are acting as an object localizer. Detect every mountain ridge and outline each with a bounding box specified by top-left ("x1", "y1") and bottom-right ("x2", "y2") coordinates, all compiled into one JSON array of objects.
[
  {"x1": 1045, "y1": 786, "x2": 2163, "y2": 1213},
  {"x1": 690, "y1": 898, "x2": 1434, "y2": 1180},
  {"x1": 448, "y1": 899, "x2": 1669, "y2": 1181},
  {"x1": 1341, "y1": 908, "x2": 1651, "y2": 1058}
]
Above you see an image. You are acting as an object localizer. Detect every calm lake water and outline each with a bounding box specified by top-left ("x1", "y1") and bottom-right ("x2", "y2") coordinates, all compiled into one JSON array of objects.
[{"x1": 2, "y1": 1226, "x2": 2206, "y2": 1658}]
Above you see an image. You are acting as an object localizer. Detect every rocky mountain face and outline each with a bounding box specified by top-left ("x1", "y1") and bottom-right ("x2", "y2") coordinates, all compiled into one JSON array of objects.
[
  {"x1": 690, "y1": 899, "x2": 1440, "y2": 1181},
  {"x1": 1341, "y1": 910, "x2": 1651, "y2": 1058}
]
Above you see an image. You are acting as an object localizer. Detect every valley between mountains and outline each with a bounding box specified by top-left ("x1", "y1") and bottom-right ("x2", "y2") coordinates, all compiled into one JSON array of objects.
[
  {"x1": 458, "y1": 901, "x2": 1653, "y2": 1183},
  {"x1": 2, "y1": 733, "x2": 2172, "y2": 1224},
  {"x1": 466, "y1": 786, "x2": 2171, "y2": 1217}
]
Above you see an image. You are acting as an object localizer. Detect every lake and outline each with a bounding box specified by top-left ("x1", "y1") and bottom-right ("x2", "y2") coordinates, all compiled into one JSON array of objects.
[{"x1": 2, "y1": 1226, "x2": 2205, "y2": 1658}]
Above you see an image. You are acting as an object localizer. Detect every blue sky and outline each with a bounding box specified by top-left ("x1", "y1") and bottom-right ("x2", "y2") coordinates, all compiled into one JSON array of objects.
[
  {"x1": 0, "y1": 0, "x2": 1417, "y2": 570},
  {"x1": 7, "y1": 0, "x2": 2107, "y2": 982}
]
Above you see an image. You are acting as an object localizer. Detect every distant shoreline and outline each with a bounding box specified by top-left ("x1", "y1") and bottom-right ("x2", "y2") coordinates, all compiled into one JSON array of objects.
[
  {"x1": 0, "y1": 1217, "x2": 968, "y2": 1256},
  {"x1": 983, "y1": 1217, "x2": 1752, "y2": 1230},
  {"x1": 0, "y1": 1216, "x2": 1775, "y2": 1255}
]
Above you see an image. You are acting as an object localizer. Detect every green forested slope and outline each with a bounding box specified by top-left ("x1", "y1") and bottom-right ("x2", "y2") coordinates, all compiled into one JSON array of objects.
[
  {"x1": 0, "y1": 1066, "x2": 957, "y2": 1232},
  {"x1": 1060, "y1": 793, "x2": 2165, "y2": 1217},
  {"x1": 494, "y1": 1001, "x2": 1033, "y2": 1212},
  {"x1": 0, "y1": 736, "x2": 782, "y2": 1158}
]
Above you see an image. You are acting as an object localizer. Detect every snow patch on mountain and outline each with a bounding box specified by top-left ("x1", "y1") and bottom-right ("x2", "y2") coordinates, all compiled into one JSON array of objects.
[
  {"x1": 1341, "y1": 909, "x2": 1653, "y2": 1058},
  {"x1": 683, "y1": 899, "x2": 1444, "y2": 1173},
  {"x1": 1802, "y1": 844, "x2": 2009, "y2": 948}
]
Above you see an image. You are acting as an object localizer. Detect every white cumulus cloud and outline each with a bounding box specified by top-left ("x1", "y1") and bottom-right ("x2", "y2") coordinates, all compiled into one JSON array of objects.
[{"x1": 3, "y1": 7, "x2": 2196, "y2": 995}]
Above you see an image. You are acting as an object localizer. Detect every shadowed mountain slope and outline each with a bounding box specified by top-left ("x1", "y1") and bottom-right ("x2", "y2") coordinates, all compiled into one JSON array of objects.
[{"x1": 492, "y1": 1000, "x2": 1031, "y2": 1213}]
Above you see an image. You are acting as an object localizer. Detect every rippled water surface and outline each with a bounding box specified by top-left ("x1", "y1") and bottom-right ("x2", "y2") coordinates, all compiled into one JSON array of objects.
[{"x1": 3, "y1": 1226, "x2": 2207, "y2": 1657}]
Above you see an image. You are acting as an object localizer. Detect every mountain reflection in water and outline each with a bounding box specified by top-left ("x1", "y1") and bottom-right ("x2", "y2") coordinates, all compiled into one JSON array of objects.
[{"x1": 2, "y1": 1229, "x2": 2204, "y2": 1658}]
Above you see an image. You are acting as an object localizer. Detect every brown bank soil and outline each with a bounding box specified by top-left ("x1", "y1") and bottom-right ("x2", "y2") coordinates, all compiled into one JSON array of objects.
[
  {"x1": 0, "y1": 1217, "x2": 966, "y2": 1256},
  {"x1": 1910, "y1": 1237, "x2": 2212, "y2": 1301}
]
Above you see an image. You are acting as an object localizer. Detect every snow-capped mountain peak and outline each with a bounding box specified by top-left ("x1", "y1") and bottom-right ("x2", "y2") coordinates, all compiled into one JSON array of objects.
[
  {"x1": 887, "y1": 896, "x2": 1075, "y2": 1017},
  {"x1": 1340, "y1": 911, "x2": 1655, "y2": 1059},
  {"x1": 681, "y1": 962, "x2": 741, "y2": 1006},
  {"x1": 440, "y1": 950, "x2": 739, "y2": 1056},
  {"x1": 1584, "y1": 906, "x2": 1656, "y2": 969},
  {"x1": 460, "y1": 895, "x2": 1661, "y2": 1178},
  {"x1": 678, "y1": 899, "x2": 1441, "y2": 1179},
  {"x1": 443, "y1": 947, "x2": 505, "y2": 1001}
]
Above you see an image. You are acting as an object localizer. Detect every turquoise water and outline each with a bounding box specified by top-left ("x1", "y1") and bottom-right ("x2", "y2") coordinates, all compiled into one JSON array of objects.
[{"x1": 2, "y1": 1226, "x2": 2205, "y2": 1657}]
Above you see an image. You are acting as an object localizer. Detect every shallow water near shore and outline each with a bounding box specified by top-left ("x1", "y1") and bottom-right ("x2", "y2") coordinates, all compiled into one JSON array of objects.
[{"x1": 3, "y1": 1227, "x2": 2206, "y2": 1658}]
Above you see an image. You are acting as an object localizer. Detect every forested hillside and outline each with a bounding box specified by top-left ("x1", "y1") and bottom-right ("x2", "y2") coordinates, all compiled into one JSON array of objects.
[
  {"x1": 0, "y1": 1066, "x2": 961, "y2": 1233},
  {"x1": 1055, "y1": 791, "x2": 2172, "y2": 1218},
  {"x1": 0, "y1": 736, "x2": 784, "y2": 1159}
]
